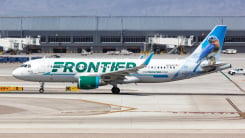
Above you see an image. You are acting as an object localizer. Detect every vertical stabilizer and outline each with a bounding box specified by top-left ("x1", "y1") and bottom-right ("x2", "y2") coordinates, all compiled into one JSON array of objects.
[{"x1": 189, "y1": 25, "x2": 227, "y2": 64}]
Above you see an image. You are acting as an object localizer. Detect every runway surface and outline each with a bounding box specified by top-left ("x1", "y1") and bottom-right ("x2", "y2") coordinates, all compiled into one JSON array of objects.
[{"x1": 0, "y1": 53, "x2": 245, "y2": 138}]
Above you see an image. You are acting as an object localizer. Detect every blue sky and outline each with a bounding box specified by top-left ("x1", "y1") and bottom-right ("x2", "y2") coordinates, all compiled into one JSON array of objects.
[{"x1": 0, "y1": 0, "x2": 244, "y2": 16}]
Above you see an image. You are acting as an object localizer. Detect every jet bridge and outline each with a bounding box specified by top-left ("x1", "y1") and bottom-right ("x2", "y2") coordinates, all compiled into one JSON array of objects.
[
  {"x1": 0, "y1": 37, "x2": 40, "y2": 54},
  {"x1": 148, "y1": 35, "x2": 194, "y2": 54}
]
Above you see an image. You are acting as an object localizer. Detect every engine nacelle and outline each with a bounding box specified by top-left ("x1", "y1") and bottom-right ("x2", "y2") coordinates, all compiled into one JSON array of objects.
[{"x1": 78, "y1": 76, "x2": 105, "y2": 89}]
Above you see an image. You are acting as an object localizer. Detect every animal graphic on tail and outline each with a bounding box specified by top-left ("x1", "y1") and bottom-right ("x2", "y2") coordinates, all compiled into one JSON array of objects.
[{"x1": 196, "y1": 35, "x2": 220, "y2": 65}]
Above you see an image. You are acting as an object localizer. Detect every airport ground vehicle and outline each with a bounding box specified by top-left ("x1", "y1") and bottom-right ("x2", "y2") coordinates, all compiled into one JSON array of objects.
[
  {"x1": 228, "y1": 68, "x2": 245, "y2": 75},
  {"x1": 222, "y1": 49, "x2": 237, "y2": 54},
  {"x1": 105, "y1": 50, "x2": 133, "y2": 55},
  {"x1": 81, "y1": 49, "x2": 93, "y2": 56}
]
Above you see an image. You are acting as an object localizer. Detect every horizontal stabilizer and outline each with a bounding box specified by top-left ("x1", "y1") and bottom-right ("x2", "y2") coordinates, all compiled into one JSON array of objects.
[{"x1": 201, "y1": 63, "x2": 231, "y2": 72}]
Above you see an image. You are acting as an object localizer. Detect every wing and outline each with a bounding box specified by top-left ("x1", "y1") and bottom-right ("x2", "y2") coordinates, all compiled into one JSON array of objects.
[
  {"x1": 100, "y1": 52, "x2": 154, "y2": 82},
  {"x1": 74, "y1": 52, "x2": 154, "y2": 83}
]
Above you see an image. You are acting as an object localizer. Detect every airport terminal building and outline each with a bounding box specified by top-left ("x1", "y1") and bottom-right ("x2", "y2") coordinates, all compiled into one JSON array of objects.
[{"x1": 0, "y1": 16, "x2": 245, "y2": 53}]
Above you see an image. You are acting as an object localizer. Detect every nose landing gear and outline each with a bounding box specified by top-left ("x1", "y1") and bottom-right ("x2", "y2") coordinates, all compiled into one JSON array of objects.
[{"x1": 39, "y1": 82, "x2": 44, "y2": 93}]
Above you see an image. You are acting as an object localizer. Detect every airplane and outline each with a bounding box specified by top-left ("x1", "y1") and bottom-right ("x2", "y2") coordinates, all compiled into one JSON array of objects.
[{"x1": 12, "y1": 25, "x2": 231, "y2": 94}]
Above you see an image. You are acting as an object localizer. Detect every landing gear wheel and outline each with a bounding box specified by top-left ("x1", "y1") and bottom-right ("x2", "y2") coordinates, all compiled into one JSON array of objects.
[
  {"x1": 39, "y1": 82, "x2": 45, "y2": 93},
  {"x1": 39, "y1": 88, "x2": 44, "y2": 93},
  {"x1": 111, "y1": 87, "x2": 120, "y2": 94}
]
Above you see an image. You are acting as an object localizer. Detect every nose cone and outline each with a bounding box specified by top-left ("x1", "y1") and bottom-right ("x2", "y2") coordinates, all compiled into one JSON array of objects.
[{"x1": 12, "y1": 68, "x2": 21, "y2": 79}]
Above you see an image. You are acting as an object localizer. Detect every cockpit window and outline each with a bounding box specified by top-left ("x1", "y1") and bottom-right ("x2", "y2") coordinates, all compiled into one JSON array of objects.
[
  {"x1": 21, "y1": 64, "x2": 31, "y2": 68},
  {"x1": 21, "y1": 64, "x2": 27, "y2": 67}
]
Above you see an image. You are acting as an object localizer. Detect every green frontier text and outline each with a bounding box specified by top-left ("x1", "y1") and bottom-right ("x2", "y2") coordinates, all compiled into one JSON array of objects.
[{"x1": 52, "y1": 61, "x2": 137, "y2": 73}]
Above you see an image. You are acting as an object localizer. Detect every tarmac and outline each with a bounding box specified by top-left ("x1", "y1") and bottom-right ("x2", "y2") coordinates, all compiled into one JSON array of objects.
[{"x1": 0, "y1": 53, "x2": 244, "y2": 138}]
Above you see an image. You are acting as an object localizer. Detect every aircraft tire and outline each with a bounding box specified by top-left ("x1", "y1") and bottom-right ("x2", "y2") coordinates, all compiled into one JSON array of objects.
[
  {"x1": 111, "y1": 87, "x2": 120, "y2": 94},
  {"x1": 39, "y1": 88, "x2": 44, "y2": 93}
]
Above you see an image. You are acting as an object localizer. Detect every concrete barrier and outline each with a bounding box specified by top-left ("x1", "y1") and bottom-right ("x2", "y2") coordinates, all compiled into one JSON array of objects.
[
  {"x1": 66, "y1": 86, "x2": 80, "y2": 92},
  {"x1": 0, "y1": 86, "x2": 23, "y2": 92},
  {"x1": 0, "y1": 56, "x2": 42, "y2": 63}
]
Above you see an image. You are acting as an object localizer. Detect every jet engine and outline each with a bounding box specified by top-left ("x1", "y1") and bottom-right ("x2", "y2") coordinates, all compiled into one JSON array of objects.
[{"x1": 77, "y1": 76, "x2": 106, "y2": 89}]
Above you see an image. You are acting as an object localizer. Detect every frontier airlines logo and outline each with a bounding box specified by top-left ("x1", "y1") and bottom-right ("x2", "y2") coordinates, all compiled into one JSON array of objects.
[{"x1": 51, "y1": 62, "x2": 137, "y2": 73}]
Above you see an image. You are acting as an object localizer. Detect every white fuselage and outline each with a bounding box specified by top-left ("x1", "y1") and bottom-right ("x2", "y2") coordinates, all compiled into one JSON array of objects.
[
  {"x1": 12, "y1": 56, "x2": 232, "y2": 92},
  {"x1": 12, "y1": 58, "x2": 191, "y2": 83}
]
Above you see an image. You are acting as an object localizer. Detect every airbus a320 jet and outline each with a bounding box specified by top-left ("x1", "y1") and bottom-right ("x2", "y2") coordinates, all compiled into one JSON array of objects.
[{"x1": 12, "y1": 25, "x2": 231, "y2": 94}]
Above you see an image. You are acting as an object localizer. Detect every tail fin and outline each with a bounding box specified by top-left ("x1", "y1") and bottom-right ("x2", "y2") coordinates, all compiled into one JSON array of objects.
[{"x1": 188, "y1": 25, "x2": 227, "y2": 63}]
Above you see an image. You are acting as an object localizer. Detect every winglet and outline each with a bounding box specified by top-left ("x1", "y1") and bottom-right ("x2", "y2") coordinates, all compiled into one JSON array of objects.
[{"x1": 143, "y1": 52, "x2": 154, "y2": 66}]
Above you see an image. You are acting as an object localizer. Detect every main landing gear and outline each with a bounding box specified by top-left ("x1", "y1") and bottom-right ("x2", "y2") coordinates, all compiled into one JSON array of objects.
[
  {"x1": 111, "y1": 86, "x2": 120, "y2": 94},
  {"x1": 39, "y1": 82, "x2": 44, "y2": 93}
]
